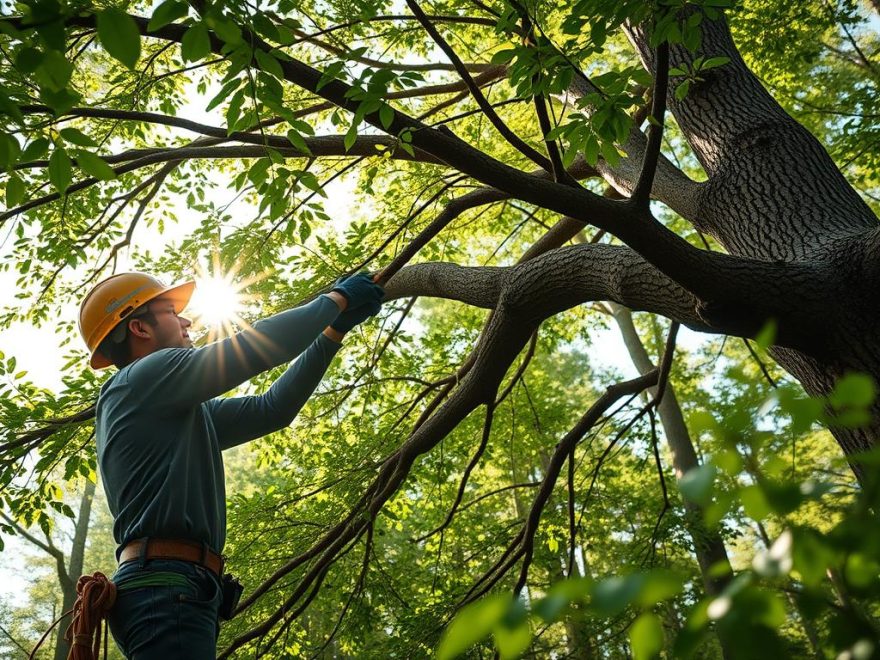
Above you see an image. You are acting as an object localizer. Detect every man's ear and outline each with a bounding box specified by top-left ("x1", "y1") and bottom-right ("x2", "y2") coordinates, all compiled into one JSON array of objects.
[{"x1": 127, "y1": 318, "x2": 152, "y2": 340}]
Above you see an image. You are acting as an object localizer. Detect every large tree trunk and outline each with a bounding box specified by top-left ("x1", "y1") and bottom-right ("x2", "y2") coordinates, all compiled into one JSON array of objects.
[{"x1": 624, "y1": 14, "x2": 880, "y2": 474}]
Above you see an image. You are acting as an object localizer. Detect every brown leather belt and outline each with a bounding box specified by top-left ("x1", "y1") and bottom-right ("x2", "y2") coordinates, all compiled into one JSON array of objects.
[{"x1": 119, "y1": 538, "x2": 224, "y2": 577}]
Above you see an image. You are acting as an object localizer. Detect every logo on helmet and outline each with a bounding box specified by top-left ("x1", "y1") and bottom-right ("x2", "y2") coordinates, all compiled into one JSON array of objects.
[{"x1": 104, "y1": 285, "x2": 150, "y2": 314}]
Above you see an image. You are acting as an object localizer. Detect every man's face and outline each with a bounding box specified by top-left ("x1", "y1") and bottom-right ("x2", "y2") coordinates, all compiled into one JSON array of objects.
[{"x1": 142, "y1": 297, "x2": 193, "y2": 350}]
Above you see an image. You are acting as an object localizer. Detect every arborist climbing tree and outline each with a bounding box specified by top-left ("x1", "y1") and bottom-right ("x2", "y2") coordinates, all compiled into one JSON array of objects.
[
  {"x1": 75, "y1": 271, "x2": 382, "y2": 657},
  {"x1": 1, "y1": 0, "x2": 879, "y2": 657}
]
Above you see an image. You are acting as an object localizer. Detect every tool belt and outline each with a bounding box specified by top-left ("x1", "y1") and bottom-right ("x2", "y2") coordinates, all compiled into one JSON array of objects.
[{"x1": 119, "y1": 538, "x2": 224, "y2": 577}]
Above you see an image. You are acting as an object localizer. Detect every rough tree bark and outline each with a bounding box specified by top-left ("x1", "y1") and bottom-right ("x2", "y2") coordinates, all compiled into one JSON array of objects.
[{"x1": 623, "y1": 16, "x2": 880, "y2": 470}]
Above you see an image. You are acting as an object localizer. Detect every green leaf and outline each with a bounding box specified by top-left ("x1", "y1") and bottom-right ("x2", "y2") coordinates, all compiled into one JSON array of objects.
[
  {"x1": 299, "y1": 172, "x2": 326, "y2": 197},
  {"x1": 181, "y1": 22, "x2": 211, "y2": 63},
  {"x1": 588, "y1": 571, "x2": 683, "y2": 619},
  {"x1": 674, "y1": 80, "x2": 691, "y2": 102},
  {"x1": 97, "y1": 8, "x2": 141, "y2": 70},
  {"x1": 35, "y1": 49, "x2": 72, "y2": 91},
  {"x1": 5, "y1": 174, "x2": 24, "y2": 207},
  {"x1": 15, "y1": 46, "x2": 43, "y2": 73},
  {"x1": 317, "y1": 61, "x2": 345, "y2": 91},
  {"x1": 0, "y1": 89, "x2": 23, "y2": 122},
  {"x1": 59, "y1": 127, "x2": 96, "y2": 147},
  {"x1": 490, "y1": 48, "x2": 517, "y2": 64},
  {"x1": 206, "y1": 14, "x2": 242, "y2": 45},
  {"x1": 791, "y1": 528, "x2": 833, "y2": 587},
  {"x1": 600, "y1": 139, "x2": 621, "y2": 167},
  {"x1": 701, "y1": 56, "x2": 730, "y2": 71},
  {"x1": 39, "y1": 87, "x2": 80, "y2": 115},
  {"x1": 0, "y1": 132, "x2": 21, "y2": 170},
  {"x1": 636, "y1": 570, "x2": 684, "y2": 607},
  {"x1": 147, "y1": 0, "x2": 189, "y2": 32},
  {"x1": 845, "y1": 553, "x2": 879, "y2": 588},
  {"x1": 679, "y1": 463, "x2": 717, "y2": 506},
  {"x1": 630, "y1": 613, "x2": 664, "y2": 660},
  {"x1": 75, "y1": 150, "x2": 116, "y2": 180},
  {"x1": 48, "y1": 147, "x2": 72, "y2": 194},
  {"x1": 344, "y1": 122, "x2": 358, "y2": 152},
  {"x1": 21, "y1": 137, "x2": 49, "y2": 162},
  {"x1": 379, "y1": 104, "x2": 394, "y2": 130},
  {"x1": 583, "y1": 135, "x2": 600, "y2": 166},
  {"x1": 740, "y1": 484, "x2": 771, "y2": 521},
  {"x1": 437, "y1": 594, "x2": 508, "y2": 660},
  {"x1": 286, "y1": 129, "x2": 312, "y2": 155},
  {"x1": 829, "y1": 373, "x2": 876, "y2": 409},
  {"x1": 206, "y1": 77, "x2": 242, "y2": 112},
  {"x1": 493, "y1": 620, "x2": 531, "y2": 660},
  {"x1": 754, "y1": 319, "x2": 777, "y2": 349},
  {"x1": 251, "y1": 13, "x2": 281, "y2": 42},
  {"x1": 255, "y1": 49, "x2": 284, "y2": 78}
]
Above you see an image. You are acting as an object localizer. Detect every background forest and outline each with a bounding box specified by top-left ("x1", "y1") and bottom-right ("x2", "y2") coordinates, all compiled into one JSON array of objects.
[{"x1": 0, "y1": 0, "x2": 879, "y2": 658}]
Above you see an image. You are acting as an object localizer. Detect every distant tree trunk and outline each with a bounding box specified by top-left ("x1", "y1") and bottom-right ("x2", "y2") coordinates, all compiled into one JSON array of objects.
[
  {"x1": 608, "y1": 303, "x2": 732, "y2": 596},
  {"x1": 54, "y1": 480, "x2": 95, "y2": 660}
]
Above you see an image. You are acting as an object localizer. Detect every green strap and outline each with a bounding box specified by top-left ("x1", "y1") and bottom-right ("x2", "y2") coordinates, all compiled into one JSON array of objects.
[{"x1": 114, "y1": 571, "x2": 191, "y2": 591}]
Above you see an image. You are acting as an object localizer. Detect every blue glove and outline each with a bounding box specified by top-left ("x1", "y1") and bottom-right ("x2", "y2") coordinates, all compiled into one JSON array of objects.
[
  {"x1": 331, "y1": 298, "x2": 382, "y2": 333},
  {"x1": 331, "y1": 272, "x2": 384, "y2": 307},
  {"x1": 330, "y1": 273, "x2": 384, "y2": 333}
]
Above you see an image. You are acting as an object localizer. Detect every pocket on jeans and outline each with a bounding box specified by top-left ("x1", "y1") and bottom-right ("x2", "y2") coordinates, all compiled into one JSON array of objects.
[{"x1": 178, "y1": 573, "x2": 219, "y2": 606}]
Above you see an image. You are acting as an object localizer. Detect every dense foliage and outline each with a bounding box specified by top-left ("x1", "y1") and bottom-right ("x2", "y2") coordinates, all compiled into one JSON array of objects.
[{"x1": 0, "y1": 0, "x2": 878, "y2": 657}]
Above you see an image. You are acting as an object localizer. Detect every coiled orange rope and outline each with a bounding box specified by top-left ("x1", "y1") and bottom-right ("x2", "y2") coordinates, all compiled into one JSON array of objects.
[{"x1": 29, "y1": 572, "x2": 117, "y2": 660}]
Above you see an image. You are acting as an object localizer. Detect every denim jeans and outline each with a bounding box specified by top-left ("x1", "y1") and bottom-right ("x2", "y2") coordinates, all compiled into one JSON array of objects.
[{"x1": 108, "y1": 559, "x2": 221, "y2": 659}]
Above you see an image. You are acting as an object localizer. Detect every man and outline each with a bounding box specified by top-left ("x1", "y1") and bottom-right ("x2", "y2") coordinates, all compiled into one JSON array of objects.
[{"x1": 77, "y1": 271, "x2": 383, "y2": 658}]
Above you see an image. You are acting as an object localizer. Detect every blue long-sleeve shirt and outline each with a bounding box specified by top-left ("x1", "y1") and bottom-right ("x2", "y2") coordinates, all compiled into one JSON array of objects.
[{"x1": 95, "y1": 295, "x2": 342, "y2": 555}]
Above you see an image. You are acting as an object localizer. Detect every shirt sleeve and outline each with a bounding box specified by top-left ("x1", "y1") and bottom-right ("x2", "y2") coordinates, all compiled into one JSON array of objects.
[
  {"x1": 206, "y1": 333, "x2": 342, "y2": 450},
  {"x1": 123, "y1": 295, "x2": 341, "y2": 412}
]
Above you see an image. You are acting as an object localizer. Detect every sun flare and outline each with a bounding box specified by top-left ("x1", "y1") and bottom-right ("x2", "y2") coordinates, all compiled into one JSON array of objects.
[
  {"x1": 187, "y1": 258, "x2": 263, "y2": 340},
  {"x1": 190, "y1": 275, "x2": 244, "y2": 328}
]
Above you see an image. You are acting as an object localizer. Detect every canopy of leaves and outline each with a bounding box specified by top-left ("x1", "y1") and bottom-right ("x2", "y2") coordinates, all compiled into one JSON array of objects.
[{"x1": 0, "y1": 0, "x2": 878, "y2": 657}]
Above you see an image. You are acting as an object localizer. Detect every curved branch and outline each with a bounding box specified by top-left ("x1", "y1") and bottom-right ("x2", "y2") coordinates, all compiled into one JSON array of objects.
[
  {"x1": 384, "y1": 243, "x2": 709, "y2": 333},
  {"x1": 512, "y1": 370, "x2": 659, "y2": 596},
  {"x1": 41, "y1": 11, "x2": 794, "y2": 318}
]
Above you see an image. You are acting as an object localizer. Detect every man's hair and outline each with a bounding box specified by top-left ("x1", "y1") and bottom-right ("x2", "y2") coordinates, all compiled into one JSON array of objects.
[{"x1": 97, "y1": 304, "x2": 158, "y2": 368}]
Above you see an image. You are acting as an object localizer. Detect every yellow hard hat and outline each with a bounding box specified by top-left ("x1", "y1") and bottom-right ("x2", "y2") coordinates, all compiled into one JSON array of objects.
[{"x1": 78, "y1": 272, "x2": 195, "y2": 369}]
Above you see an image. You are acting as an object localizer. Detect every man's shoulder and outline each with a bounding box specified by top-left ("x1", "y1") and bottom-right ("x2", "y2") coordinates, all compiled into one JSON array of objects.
[{"x1": 127, "y1": 347, "x2": 198, "y2": 376}]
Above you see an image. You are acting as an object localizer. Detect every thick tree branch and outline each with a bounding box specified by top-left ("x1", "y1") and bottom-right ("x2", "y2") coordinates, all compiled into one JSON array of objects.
[
  {"x1": 2, "y1": 138, "x2": 441, "y2": 224},
  {"x1": 42, "y1": 10, "x2": 820, "y2": 324},
  {"x1": 384, "y1": 244, "x2": 709, "y2": 333}
]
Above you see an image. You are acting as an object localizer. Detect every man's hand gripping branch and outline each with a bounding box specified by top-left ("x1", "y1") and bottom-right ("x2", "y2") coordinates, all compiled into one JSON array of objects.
[{"x1": 323, "y1": 272, "x2": 385, "y2": 343}]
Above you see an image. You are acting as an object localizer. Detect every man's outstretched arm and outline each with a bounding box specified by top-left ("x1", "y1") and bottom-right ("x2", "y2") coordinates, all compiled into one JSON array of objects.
[
  {"x1": 207, "y1": 327, "x2": 345, "y2": 450},
  {"x1": 123, "y1": 294, "x2": 346, "y2": 411}
]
